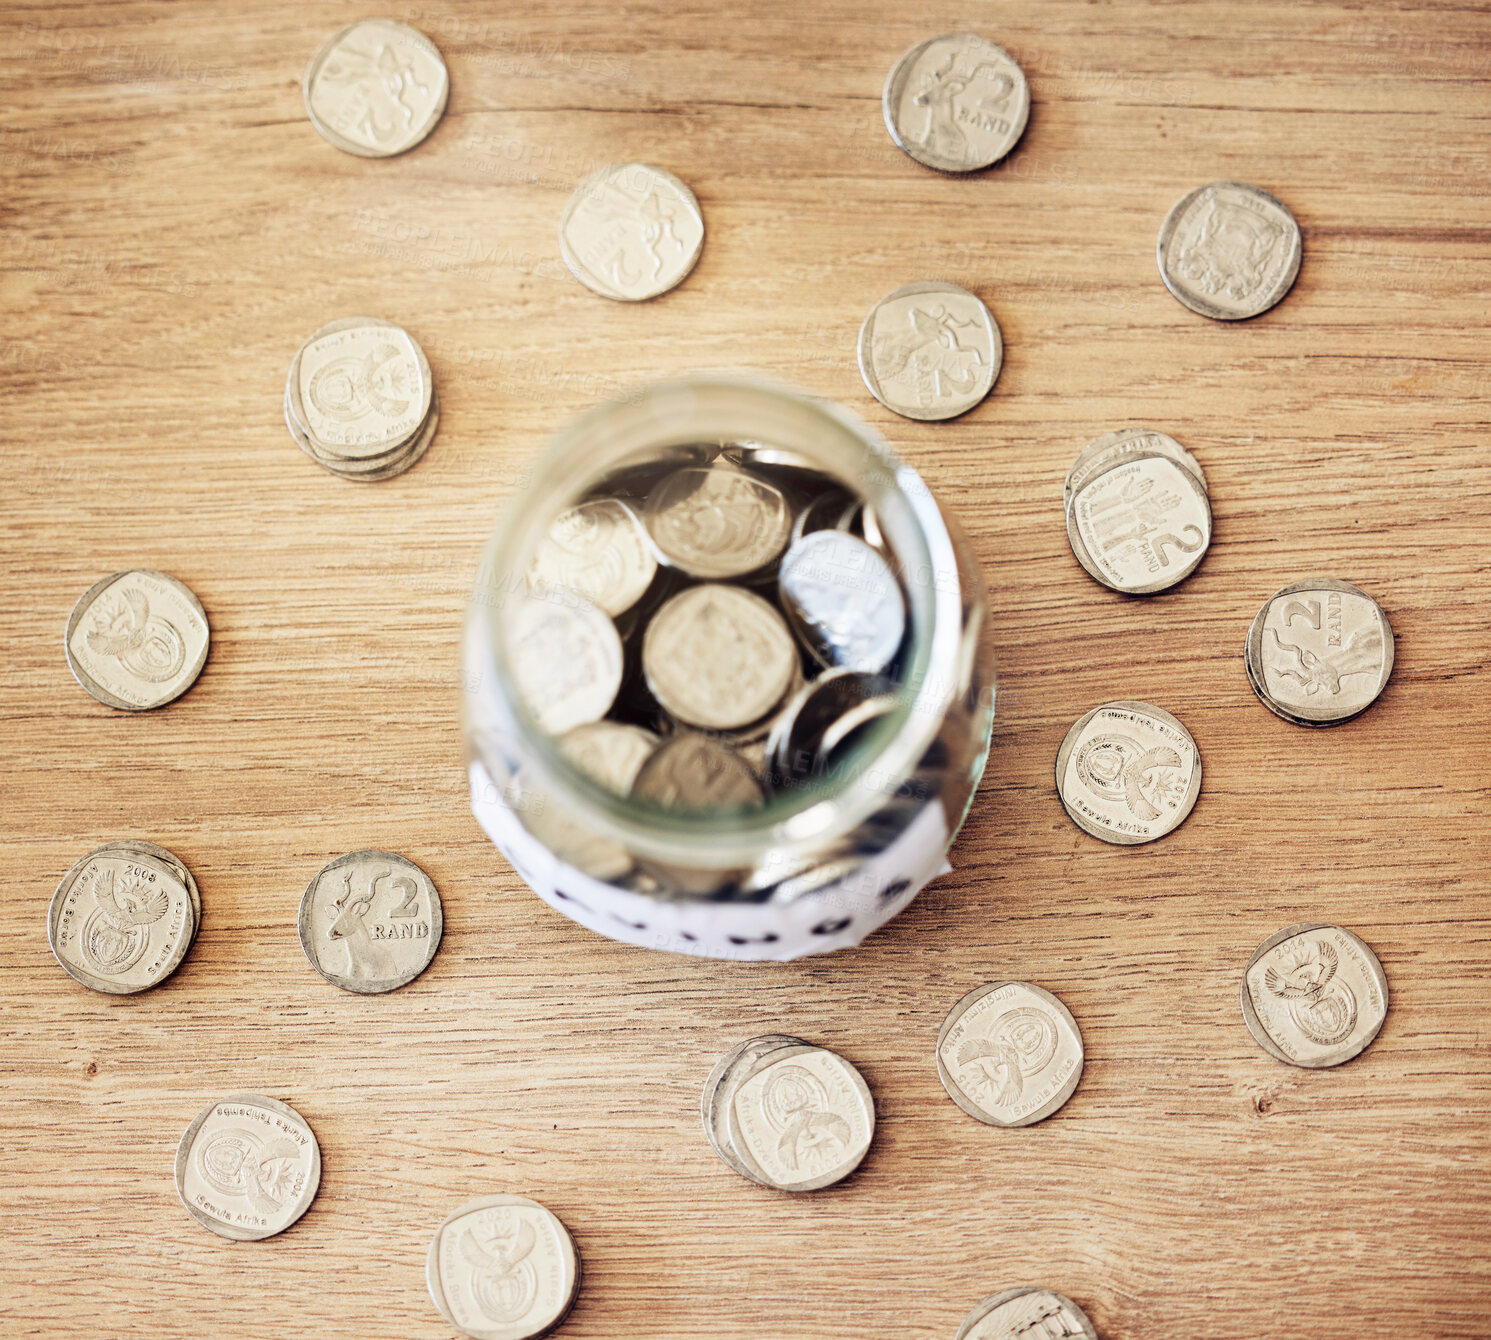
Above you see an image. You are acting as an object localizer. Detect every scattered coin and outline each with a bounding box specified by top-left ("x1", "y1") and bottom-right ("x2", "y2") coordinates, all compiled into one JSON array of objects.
[
  {"x1": 956, "y1": 1287, "x2": 1099, "y2": 1340},
  {"x1": 1245, "y1": 578, "x2": 1394, "y2": 726},
  {"x1": 632, "y1": 733, "x2": 765, "y2": 812},
  {"x1": 559, "y1": 162, "x2": 704, "y2": 301},
  {"x1": 298, "y1": 850, "x2": 443, "y2": 994},
  {"x1": 1241, "y1": 922, "x2": 1389, "y2": 1068},
  {"x1": 643, "y1": 464, "x2": 791, "y2": 578},
  {"x1": 174, "y1": 1094, "x2": 321, "y2": 1241},
  {"x1": 1055, "y1": 700, "x2": 1201, "y2": 845},
  {"x1": 858, "y1": 281, "x2": 1002, "y2": 420},
  {"x1": 65, "y1": 570, "x2": 209, "y2": 710},
  {"x1": 426, "y1": 1193, "x2": 581, "y2": 1340},
  {"x1": 528, "y1": 498, "x2": 657, "y2": 616},
  {"x1": 778, "y1": 530, "x2": 906, "y2": 673},
  {"x1": 936, "y1": 982, "x2": 1083, "y2": 1127},
  {"x1": 883, "y1": 33, "x2": 1030, "y2": 173},
  {"x1": 303, "y1": 19, "x2": 449, "y2": 158},
  {"x1": 1157, "y1": 180, "x2": 1302, "y2": 320},
  {"x1": 504, "y1": 592, "x2": 624, "y2": 735}
]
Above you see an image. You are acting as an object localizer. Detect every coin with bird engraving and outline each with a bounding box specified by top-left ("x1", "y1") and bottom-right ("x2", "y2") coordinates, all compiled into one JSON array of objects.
[
  {"x1": 303, "y1": 19, "x2": 449, "y2": 158},
  {"x1": 858, "y1": 281, "x2": 1002, "y2": 420},
  {"x1": 1157, "y1": 180, "x2": 1302, "y2": 320},
  {"x1": 559, "y1": 162, "x2": 704, "y2": 301},
  {"x1": 65, "y1": 570, "x2": 209, "y2": 710},
  {"x1": 956, "y1": 1287, "x2": 1099, "y2": 1340}
]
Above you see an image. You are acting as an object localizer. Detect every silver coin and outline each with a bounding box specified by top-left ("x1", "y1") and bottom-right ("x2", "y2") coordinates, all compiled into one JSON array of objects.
[
  {"x1": 88, "y1": 838, "x2": 201, "y2": 930},
  {"x1": 956, "y1": 1287, "x2": 1098, "y2": 1340},
  {"x1": 426, "y1": 1193, "x2": 581, "y2": 1340},
  {"x1": 286, "y1": 381, "x2": 440, "y2": 482},
  {"x1": 643, "y1": 465, "x2": 791, "y2": 579},
  {"x1": 303, "y1": 19, "x2": 449, "y2": 158},
  {"x1": 1055, "y1": 700, "x2": 1201, "y2": 845},
  {"x1": 936, "y1": 982, "x2": 1083, "y2": 1127},
  {"x1": 48, "y1": 842, "x2": 198, "y2": 994},
  {"x1": 642, "y1": 584, "x2": 796, "y2": 731},
  {"x1": 559, "y1": 162, "x2": 704, "y2": 301},
  {"x1": 1241, "y1": 922, "x2": 1388, "y2": 1069},
  {"x1": 297, "y1": 850, "x2": 442, "y2": 994},
  {"x1": 1063, "y1": 428, "x2": 1207, "y2": 512},
  {"x1": 883, "y1": 33, "x2": 1030, "y2": 173},
  {"x1": 1245, "y1": 578, "x2": 1394, "y2": 726},
  {"x1": 557, "y1": 721, "x2": 659, "y2": 795},
  {"x1": 778, "y1": 531, "x2": 906, "y2": 673},
  {"x1": 528, "y1": 498, "x2": 657, "y2": 617},
  {"x1": 703, "y1": 1035, "x2": 810, "y2": 1185},
  {"x1": 1157, "y1": 181, "x2": 1302, "y2": 320},
  {"x1": 631, "y1": 733, "x2": 765, "y2": 812},
  {"x1": 174, "y1": 1094, "x2": 321, "y2": 1241},
  {"x1": 858, "y1": 281, "x2": 1002, "y2": 420},
  {"x1": 507, "y1": 766, "x2": 634, "y2": 882},
  {"x1": 789, "y1": 487, "x2": 858, "y2": 548},
  {"x1": 767, "y1": 669, "x2": 900, "y2": 790},
  {"x1": 504, "y1": 592, "x2": 624, "y2": 735},
  {"x1": 65, "y1": 569, "x2": 209, "y2": 710}
]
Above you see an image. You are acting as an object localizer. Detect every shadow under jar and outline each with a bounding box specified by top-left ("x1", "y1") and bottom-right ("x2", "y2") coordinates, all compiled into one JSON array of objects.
[{"x1": 463, "y1": 375, "x2": 994, "y2": 960}]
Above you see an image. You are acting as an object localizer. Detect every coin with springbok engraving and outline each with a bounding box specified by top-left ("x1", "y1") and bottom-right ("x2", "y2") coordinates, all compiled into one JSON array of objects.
[
  {"x1": 779, "y1": 530, "x2": 906, "y2": 673},
  {"x1": 504, "y1": 592, "x2": 624, "y2": 735},
  {"x1": 65, "y1": 570, "x2": 209, "y2": 710},
  {"x1": 298, "y1": 850, "x2": 442, "y2": 994},
  {"x1": 528, "y1": 498, "x2": 657, "y2": 616},
  {"x1": 426, "y1": 1193, "x2": 581, "y2": 1340},
  {"x1": 1157, "y1": 181, "x2": 1302, "y2": 320},
  {"x1": 1241, "y1": 922, "x2": 1389, "y2": 1068},
  {"x1": 559, "y1": 162, "x2": 704, "y2": 301},
  {"x1": 643, "y1": 465, "x2": 791, "y2": 578},
  {"x1": 858, "y1": 281, "x2": 1002, "y2": 420},
  {"x1": 303, "y1": 19, "x2": 449, "y2": 158},
  {"x1": 175, "y1": 1094, "x2": 321, "y2": 1241},
  {"x1": 956, "y1": 1287, "x2": 1098, "y2": 1340},
  {"x1": 937, "y1": 982, "x2": 1083, "y2": 1127}
]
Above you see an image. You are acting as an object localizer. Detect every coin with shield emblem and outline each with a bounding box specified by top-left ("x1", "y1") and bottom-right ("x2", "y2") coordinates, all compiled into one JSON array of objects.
[
  {"x1": 65, "y1": 569, "x2": 209, "y2": 710},
  {"x1": 1157, "y1": 180, "x2": 1302, "y2": 320}
]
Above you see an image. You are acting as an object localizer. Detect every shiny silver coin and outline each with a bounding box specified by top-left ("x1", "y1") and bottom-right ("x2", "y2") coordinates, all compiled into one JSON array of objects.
[
  {"x1": 643, "y1": 465, "x2": 791, "y2": 579},
  {"x1": 1241, "y1": 922, "x2": 1389, "y2": 1068},
  {"x1": 767, "y1": 668, "x2": 901, "y2": 790},
  {"x1": 936, "y1": 982, "x2": 1083, "y2": 1127},
  {"x1": 48, "y1": 842, "x2": 198, "y2": 994},
  {"x1": 858, "y1": 281, "x2": 1002, "y2": 420},
  {"x1": 703, "y1": 1035, "x2": 810, "y2": 1186},
  {"x1": 557, "y1": 721, "x2": 659, "y2": 796},
  {"x1": 504, "y1": 593, "x2": 624, "y2": 736},
  {"x1": 883, "y1": 33, "x2": 1030, "y2": 173},
  {"x1": 297, "y1": 850, "x2": 442, "y2": 994},
  {"x1": 956, "y1": 1287, "x2": 1098, "y2": 1340},
  {"x1": 1244, "y1": 578, "x2": 1394, "y2": 726},
  {"x1": 528, "y1": 498, "x2": 657, "y2": 617},
  {"x1": 559, "y1": 162, "x2": 704, "y2": 301},
  {"x1": 303, "y1": 19, "x2": 449, "y2": 158},
  {"x1": 1157, "y1": 181, "x2": 1302, "y2": 320},
  {"x1": 65, "y1": 569, "x2": 209, "y2": 710},
  {"x1": 175, "y1": 1094, "x2": 321, "y2": 1241},
  {"x1": 1055, "y1": 700, "x2": 1201, "y2": 845},
  {"x1": 1063, "y1": 427, "x2": 1207, "y2": 512},
  {"x1": 631, "y1": 733, "x2": 765, "y2": 812},
  {"x1": 778, "y1": 530, "x2": 906, "y2": 673}
]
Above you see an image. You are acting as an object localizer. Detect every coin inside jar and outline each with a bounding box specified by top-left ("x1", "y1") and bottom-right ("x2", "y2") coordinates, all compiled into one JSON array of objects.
[
  {"x1": 528, "y1": 498, "x2": 658, "y2": 616},
  {"x1": 631, "y1": 733, "x2": 765, "y2": 812},
  {"x1": 643, "y1": 464, "x2": 792, "y2": 578},
  {"x1": 767, "y1": 669, "x2": 901, "y2": 790},
  {"x1": 505, "y1": 592, "x2": 624, "y2": 735},
  {"x1": 778, "y1": 530, "x2": 906, "y2": 673}
]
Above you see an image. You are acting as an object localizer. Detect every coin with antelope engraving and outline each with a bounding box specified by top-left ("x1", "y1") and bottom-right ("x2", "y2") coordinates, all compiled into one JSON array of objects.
[
  {"x1": 631, "y1": 733, "x2": 765, "y2": 812},
  {"x1": 937, "y1": 982, "x2": 1083, "y2": 1127},
  {"x1": 504, "y1": 592, "x2": 624, "y2": 735},
  {"x1": 528, "y1": 498, "x2": 657, "y2": 616},
  {"x1": 956, "y1": 1287, "x2": 1099, "y2": 1340},
  {"x1": 1241, "y1": 922, "x2": 1389, "y2": 1068},
  {"x1": 858, "y1": 281, "x2": 1002, "y2": 420},
  {"x1": 65, "y1": 570, "x2": 209, "y2": 711},
  {"x1": 303, "y1": 19, "x2": 449, "y2": 158},
  {"x1": 779, "y1": 530, "x2": 906, "y2": 673},
  {"x1": 298, "y1": 850, "x2": 442, "y2": 994},
  {"x1": 426, "y1": 1194, "x2": 581, "y2": 1340},
  {"x1": 559, "y1": 162, "x2": 704, "y2": 301},
  {"x1": 643, "y1": 465, "x2": 791, "y2": 579},
  {"x1": 1158, "y1": 181, "x2": 1302, "y2": 320},
  {"x1": 175, "y1": 1094, "x2": 321, "y2": 1241}
]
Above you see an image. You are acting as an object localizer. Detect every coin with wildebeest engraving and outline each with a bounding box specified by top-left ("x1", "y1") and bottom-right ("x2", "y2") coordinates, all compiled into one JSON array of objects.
[
  {"x1": 857, "y1": 281, "x2": 1002, "y2": 420},
  {"x1": 955, "y1": 1287, "x2": 1098, "y2": 1340},
  {"x1": 559, "y1": 162, "x2": 703, "y2": 302}
]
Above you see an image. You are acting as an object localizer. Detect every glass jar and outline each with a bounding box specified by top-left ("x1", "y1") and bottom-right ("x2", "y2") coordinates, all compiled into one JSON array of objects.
[{"x1": 463, "y1": 375, "x2": 994, "y2": 960}]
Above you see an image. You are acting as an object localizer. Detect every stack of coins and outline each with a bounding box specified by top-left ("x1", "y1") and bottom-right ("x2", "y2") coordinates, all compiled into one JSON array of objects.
[
  {"x1": 65, "y1": 569, "x2": 209, "y2": 710},
  {"x1": 284, "y1": 317, "x2": 438, "y2": 481},
  {"x1": 701, "y1": 1034, "x2": 875, "y2": 1191}
]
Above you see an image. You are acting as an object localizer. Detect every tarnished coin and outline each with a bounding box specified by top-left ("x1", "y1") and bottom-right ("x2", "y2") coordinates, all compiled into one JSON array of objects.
[
  {"x1": 858, "y1": 281, "x2": 1002, "y2": 421},
  {"x1": 426, "y1": 1193, "x2": 581, "y2": 1340},
  {"x1": 643, "y1": 465, "x2": 791, "y2": 579},
  {"x1": 642, "y1": 585, "x2": 796, "y2": 731},
  {"x1": 298, "y1": 850, "x2": 442, "y2": 994},
  {"x1": 1055, "y1": 700, "x2": 1201, "y2": 845},
  {"x1": 1063, "y1": 427, "x2": 1207, "y2": 512},
  {"x1": 174, "y1": 1094, "x2": 321, "y2": 1241},
  {"x1": 778, "y1": 531, "x2": 906, "y2": 673},
  {"x1": 1157, "y1": 181, "x2": 1302, "y2": 320},
  {"x1": 936, "y1": 982, "x2": 1083, "y2": 1127},
  {"x1": 528, "y1": 498, "x2": 657, "y2": 617},
  {"x1": 289, "y1": 318, "x2": 431, "y2": 458},
  {"x1": 1245, "y1": 578, "x2": 1394, "y2": 726},
  {"x1": 883, "y1": 33, "x2": 1030, "y2": 173},
  {"x1": 631, "y1": 734, "x2": 765, "y2": 812},
  {"x1": 557, "y1": 721, "x2": 659, "y2": 795},
  {"x1": 956, "y1": 1287, "x2": 1098, "y2": 1340},
  {"x1": 48, "y1": 842, "x2": 197, "y2": 994},
  {"x1": 504, "y1": 593, "x2": 624, "y2": 735},
  {"x1": 559, "y1": 162, "x2": 704, "y2": 301},
  {"x1": 303, "y1": 19, "x2": 449, "y2": 158},
  {"x1": 65, "y1": 570, "x2": 209, "y2": 710},
  {"x1": 1241, "y1": 922, "x2": 1389, "y2": 1068}
]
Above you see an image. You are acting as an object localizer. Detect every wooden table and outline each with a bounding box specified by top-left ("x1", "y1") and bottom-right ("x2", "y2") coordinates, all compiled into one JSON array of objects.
[{"x1": 3, "y1": 2, "x2": 1488, "y2": 1336}]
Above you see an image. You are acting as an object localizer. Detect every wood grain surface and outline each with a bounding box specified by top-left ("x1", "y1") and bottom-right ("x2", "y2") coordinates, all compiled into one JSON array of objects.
[{"x1": 3, "y1": 1, "x2": 1489, "y2": 1336}]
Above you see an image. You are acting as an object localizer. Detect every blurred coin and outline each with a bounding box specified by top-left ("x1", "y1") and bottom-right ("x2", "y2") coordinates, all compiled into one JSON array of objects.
[
  {"x1": 644, "y1": 465, "x2": 791, "y2": 578},
  {"x1": 790, "y1": 487, "x2": 858, "y2": 547},
  {"x1": 956, "y1": 1287, "x2": 1098, "y2": 1340},
  {"x1": 1055, "y1": 700, "x2": 1201, "y2": 844},
  {"x1": 1245, "y1": 578, "x2": 1394, "y2": 726},
  {"x1": 558, "y1": 721, "x2": 659, "y2": 795},
  {"x1": 767, "y1": 669, "x2": 901, "y2": 790},
  {"x1": 1157, "y1": 181, "x2": 1302, "y2": 320},
  {"x1": 508, "y1": 767, "x2": 633, "y2": 882},
  {"x1": 883, "y1": 33, "x2": 1030, "y2": 172},
  {"x1": 1063, "y1": 428, "x2": 1207, "y2": 512},
  {"x1": 288, "y1": 317, "x2": 431, "y2": 459},
  {"x1": 303, "y1": 19, "x2": 449, "y2": 158},
  {"x1": 65, "y1": 569, "x2": 209, "y2": 710},
  {"x1": 858, "y1": 281, "x2": 1001, "y2": 420},
  {"x1": 632, "y1": 733, "x2": 765, "y2": 812},
  {"x1": 528, "y1": 498, "x2": 657, "y2": 617},
  {"x1": 505, "y1": 593, "x2": 624, "y2": 735},
  {"x1": 936, "y1": 981, "x2": 1083, "y2": 1127},
  {"x1": 175, "y1": 1094, "x2": 321, "y2": 1241},
  {"x1": 779, "y1": 530, "x2": 906, "y2": 673},
  {"x1": 1241, "y1": 922, "x2": 1389, "y2": 1068},
  {"x1": 559, "y1": 162, "x2": 704, "y2": 301}
]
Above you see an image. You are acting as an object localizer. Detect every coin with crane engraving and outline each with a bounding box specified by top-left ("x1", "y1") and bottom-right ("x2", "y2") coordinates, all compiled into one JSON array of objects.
[
  {"x1": 303, "y1": 19, "x2": 449, "y2": 158},
  {"x1": 559, "y1": 162, "x2": 704, "y2": 301},
  {"x1": 955, "y1": 1287, "x2": 1099, "y2": 1340},
  {"x1": 65, "y1": 569, "x2": 209, "y2": 710},
  {"x1": 858, "y1": 281, "x2": 1002, "y2": 420},
  {"x1": 1157, "y1": 180, "x2": 1302, "y2": 320}
]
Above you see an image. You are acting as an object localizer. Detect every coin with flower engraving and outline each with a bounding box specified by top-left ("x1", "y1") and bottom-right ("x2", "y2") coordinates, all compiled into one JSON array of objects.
[
  {"x1": 1241, "y1": 922, "x2": 1389, "y2": 1068},
  {"x1": 779, "y1": 530, "x2": 906, "y2": 673},
  {"x1": 643, "y1": 465, "x2": 791, "y2": 578},
  {"x1": 858, "y1": 281, "x2": 1002, "y2": 420},
  {"x1": 1063, "y1": 428, "x2": 1207, "y2": 512},
  {"x1": 1158, "y1": 181, "x2": 1302, "y2": 320},
  {"x1": 956, "y1": 1287, "x2": 1098, "y2": 1340},
  {"x1": 528, "y1": 498, "x2": 657, "y2": 616},
  {"x1": 504, "y1": 593, "x2": 624, "y2": 735},
  {"x1": 175, "y1": 1094, "x2": 321, "y2": 1241},
  {"x1": 631, "y1": 733, "x2": 765, "y2": 812},
  {"x1": 65, "y1": 570, "x2": 209, "y2": 710},
  {"x1": 303, "y1": 19, "x2": 449, "y2": 158},
  {"x1": 883, "y1": 33, "x2": 1030, "y2": 172},
  {"x1": 559, "y1": 162, "x2": 704, "y2": 301},
  {"x1": 426, "y1": 1193, "x2": 581, "y2": 1340}
]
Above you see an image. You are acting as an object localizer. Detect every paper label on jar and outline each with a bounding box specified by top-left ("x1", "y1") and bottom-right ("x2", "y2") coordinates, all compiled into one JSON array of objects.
[{"x1": 469, "y1": 760, "x2": 951, "y2": 961}]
